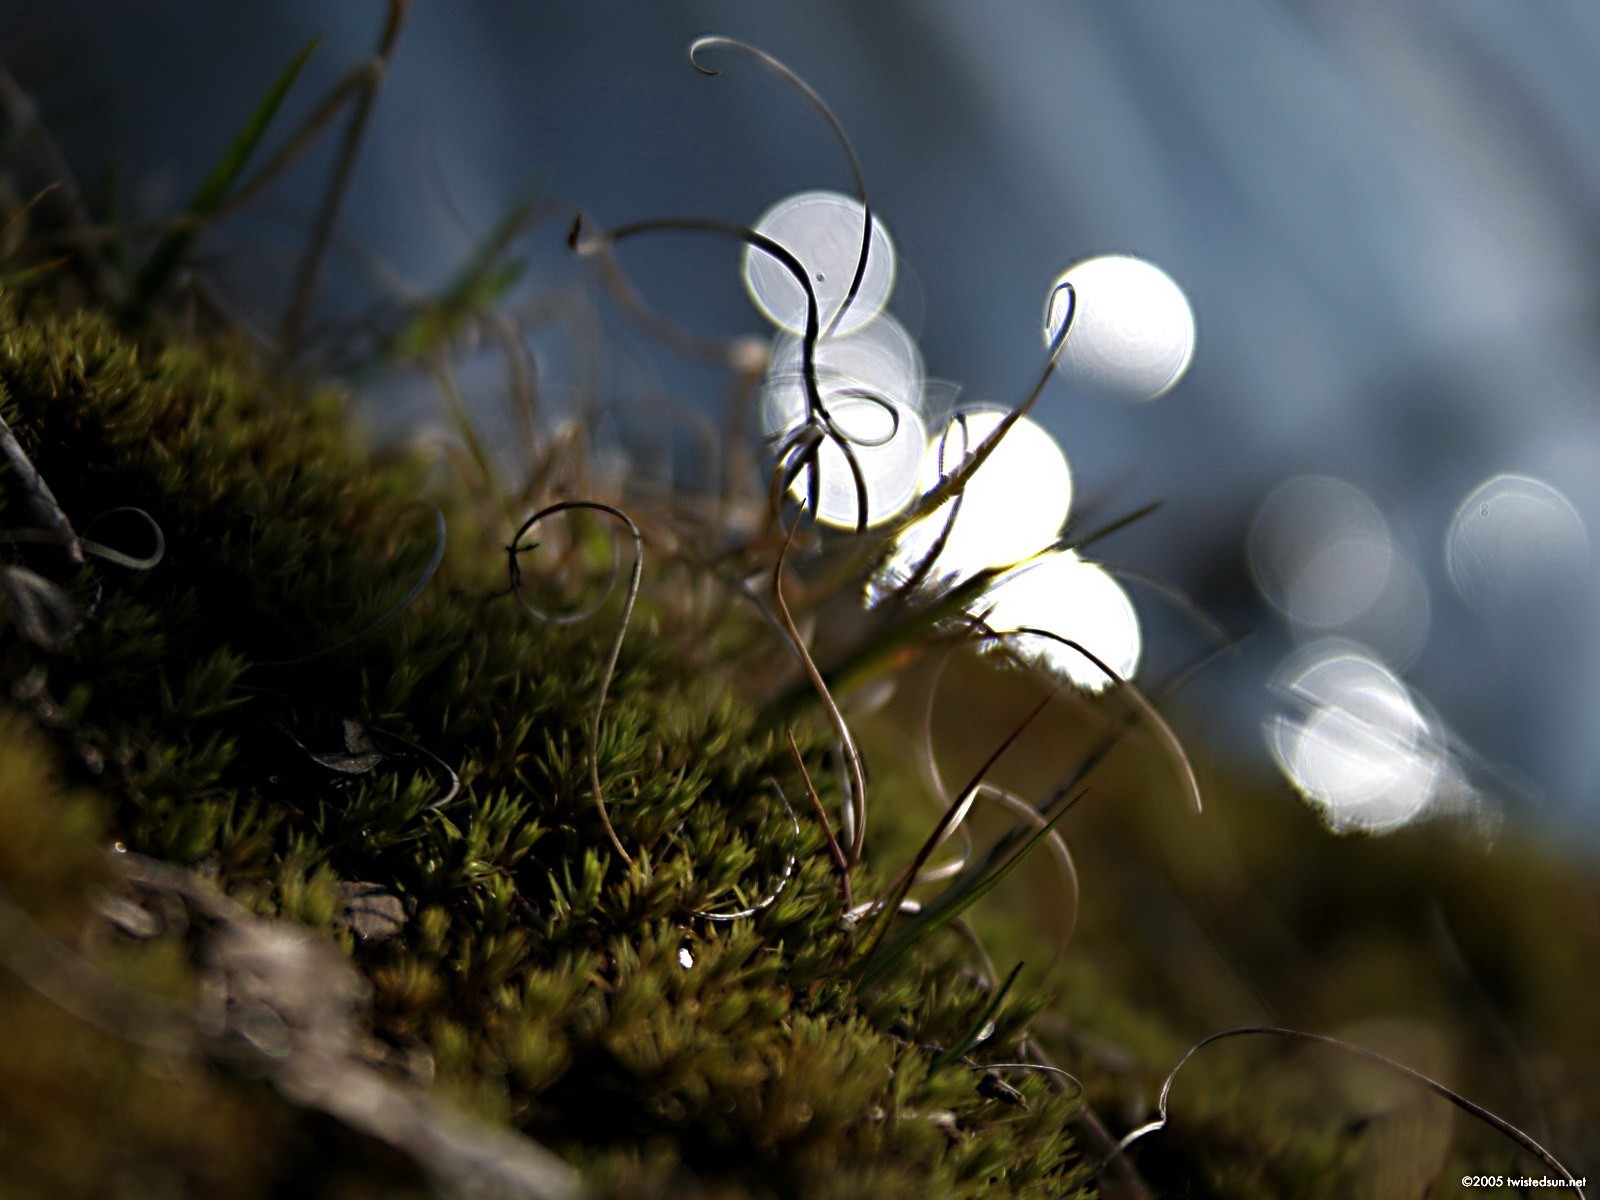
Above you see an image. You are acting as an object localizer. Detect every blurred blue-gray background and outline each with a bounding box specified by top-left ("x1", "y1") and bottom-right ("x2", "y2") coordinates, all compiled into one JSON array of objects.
[{"x1": 7, "y1": 1, "x2": 1599, "y2": 840}]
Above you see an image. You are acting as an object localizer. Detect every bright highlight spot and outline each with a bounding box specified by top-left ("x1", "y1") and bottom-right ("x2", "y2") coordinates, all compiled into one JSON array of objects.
[
  {"x1": 980, "y1": 551, "x2": 1142, "y2": 692},
  {"x1": 874, "y1": 410, "x2": 1074, "y2": 592},
  {"x1": 1446, "y1": 473, "x2": 1589, "y2": 612},
  {"x1": 1044, "y1": 254, "x2": 1195, "y2": 401},
  {"x1": 744, "y1": 190, "x2": 895, "y2": 336},
  {"x1": 1267, "y1": 643, "x2": 1443, "y2": 833}
]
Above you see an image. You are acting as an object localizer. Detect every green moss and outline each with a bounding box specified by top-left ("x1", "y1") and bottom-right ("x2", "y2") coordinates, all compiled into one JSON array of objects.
[
  {"x1": 0, "y1": 295, "x2": 1089, "y2": 1198},
  {"x1": 1, "y1": 264, "x2": 1595, "y2": 1198}
]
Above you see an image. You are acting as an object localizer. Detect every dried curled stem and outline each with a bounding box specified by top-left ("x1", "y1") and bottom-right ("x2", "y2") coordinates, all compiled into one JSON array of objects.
[
  {"x1": 569, "y1": 212, "x2": 879, "y2": 535},
  {"x1": 688, "y1": 36, "x2": 872, "y2": 337},
  {"x1": 507, "y1": 500, "x2": 643, "y2": 865},
  {"x1": 771, "y1": 517, "x2": 869, "y2": 868}
]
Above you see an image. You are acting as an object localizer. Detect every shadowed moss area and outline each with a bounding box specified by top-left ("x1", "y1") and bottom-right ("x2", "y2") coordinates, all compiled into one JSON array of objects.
[{"x1": 0, "y1": 296, "x2": 1088, "y2": 1199}]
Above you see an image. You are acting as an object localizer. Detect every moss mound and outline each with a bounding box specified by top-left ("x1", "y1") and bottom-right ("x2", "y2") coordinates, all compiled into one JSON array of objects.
[
  {"x1": 0, "y1": 296, "x2": 1089, "y2": 1198},
  {"x1": 0, "y1": 256, "x2": 1594, "y2": 1200}
]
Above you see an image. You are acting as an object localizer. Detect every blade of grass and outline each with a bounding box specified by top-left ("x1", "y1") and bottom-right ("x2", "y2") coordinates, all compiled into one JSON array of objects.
[
  {"x1": 853, "y1": 798, "x2": 1076, "y2": 994},
  {"x1": 128, "y1": 37, "x2": 319, "y2": 315},
  {"x1": 931, "y1": 960, "x2": 1025, "y2": 1069}
]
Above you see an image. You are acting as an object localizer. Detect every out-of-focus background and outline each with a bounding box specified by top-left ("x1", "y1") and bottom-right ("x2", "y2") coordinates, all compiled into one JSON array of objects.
[{"x1": 7, "y1": 0, "x2": 1600, "y2": 843}]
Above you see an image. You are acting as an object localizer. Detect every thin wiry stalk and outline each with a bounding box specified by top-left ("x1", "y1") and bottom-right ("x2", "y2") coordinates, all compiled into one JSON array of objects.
[
  {"x1": 579, "y1": 226, "x2": 735, "y2": 364},
  {"x1": 1035, "y1": 635, "x2": 1242, "y2": 824},
  {"x1": 507, "y1": 500, "x2": 643, "y2": 865},
  {"x1": 771, "y1": 417, "x2": 872, "y2": 536},
  {"x1": 939, "y1": 636, "x2": 1237, "y2": 922},
  {"x1": 854, "y1": 691, "x2": 1054, "y2": 966},
  {"x1": 1102, "y1": 563, "x2": 1231, "y2": 649},
  {"x1": 484, "y1": 312, "x2": 543, "y2": 479},
  {"x1": 688, "y1": 36, "x2": 872, "y2": 338},
  {"x1": 972, "y1": 785, "x2": 1080, "y2": 971},
  {"x1": 888, "y1": 281, "x2": 1077, "y2": 538},
  {"x1": 0, "y1": 182, "x2": 59, "y2": 252},
  {"x1": 256, "y1": 504, "x2": 446, "y2": 668},
  {"x1": 852, "y1": 793, "x2": 1078, "y2": 993},
  {"x1": 688, "y1": 779, "x2": 800, "y2": 922},
  {"x1": 882, "y1": 412, "x2": 970, "y2": 607},
  {"x1": 789, "y1": 729, "x2": 851, "y2": 905},
  {"x1": 429, "y1": 353, "x2": 516, "y2": 523},
  {"x1": 571, "y1": 213, "x2": 879, "y2": 535},
  {"x1": 915, "y1": 649, "x2": 1024, "y2": 896},
  {"x1": 46, "y1": 56, "x2": 383, "y2": 260},
  {"x1": 772, "y1": 517, "x2": 869, "y2": 867},
  {"x1": 281, "y1": 0, "x2": 409, "y2": 350},
  {"x1": 365, "y1": 724, "x2": 462, "y2": 812},
  {"x1": 1104, "y1": 1026, "x2": 1585, "y2": 1194},
  {"x1": 981, "y1": 621, "x2": 1203, "y2": 816},
  {"x1": 931, "y1": 960, "x2": 1025, "y2": 1069},
  {"x1": 1427, "y1": 901, "x2": 1554, "y2": 1146}
]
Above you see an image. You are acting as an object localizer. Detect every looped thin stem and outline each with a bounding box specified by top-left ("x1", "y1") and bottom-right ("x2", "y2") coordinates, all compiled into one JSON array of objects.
[
  {"x1": 507, "y1": 500, "x2": 643, "y2": 865},
  {"x1": 688, "y1": 36, "x2": 872, "y2": 337},
  {"x1": 889, "y1": 281, "x2": 1077, "y2": 537},
  {"x1": 80, "y1": 506, "x2": 166, "y2": 570},
  {"x1": 570, "y1": 213, "x2": 878, "y2": 535}
]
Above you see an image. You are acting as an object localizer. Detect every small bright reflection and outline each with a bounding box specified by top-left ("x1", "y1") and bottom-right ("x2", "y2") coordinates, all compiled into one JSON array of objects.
[
  {"x1": 981, "y1": 550, "x2": 1142, "y2": 692},
  {"x1": 677, "y1": 945, "x2": 694, "y2": 969},
  {"x1": 1266, "y1": 642, "x2": 1443, "y2": 833},
  {"x1": 1249, "y1": 476, "x2": 1394, "y2": 628},
  {"x1": 874, "y1": 410, "x2": 1074, "y2": 593},
  {"x1": 1446, "y1": 473, "x2": 1589, "y2": 611},
  {"x1": 762, "y1": 314, "x2": 923, "y2": 437},
  {"x1": 1044, "y1": 254, "x2": 1196, "y2": 401},
  {"x1": 743, "y1": 190, "x2": 896, "y2": 336}
]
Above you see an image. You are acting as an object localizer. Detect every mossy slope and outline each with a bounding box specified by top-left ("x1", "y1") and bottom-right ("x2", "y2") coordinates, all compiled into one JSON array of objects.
[{"x1": 0, "y1": 295, "x2": 1087, "y2": 1199}]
